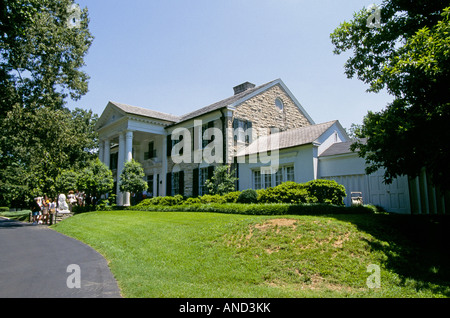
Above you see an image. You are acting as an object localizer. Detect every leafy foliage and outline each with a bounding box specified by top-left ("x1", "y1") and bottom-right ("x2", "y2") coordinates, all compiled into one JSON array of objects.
[
  {"x1": 304, "y1": 179, "x2": 347, "y2": 205},
  {"x1": 0, "y1": 0, "x2": 94, "y2": 206},
  {"x1": 55, "y1": 169, "x2": 79, "y2": 194},
  {"x1": 0, "y1": 0, "x2": 94, "y2": 113},
  {"x1": 119, "y1": 159, "x2": 148, "y2": 195},
  {"x1": 331, "y1": 1, "x2": 450, "y2": 189},
  {"x1": 136, "y1": 195, "x2": 184, "y2": 207},
  {"x1": 258, "y1": 181, "x2": 309, "y2": 204},
  {"x1": 236, "y1": 189, "x2": 258, "y2": 204},
  {"x1": 77, "y1": 158, "x2": 114, "y2": 201},
  {"x1": 205, "y1": 165, "x2": 238, "y2": 195}
]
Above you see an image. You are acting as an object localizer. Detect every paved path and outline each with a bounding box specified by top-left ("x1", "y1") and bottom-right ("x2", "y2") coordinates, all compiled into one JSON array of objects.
[{"x1": 0, "y1": 217, "x2": 121, "y2": 298}]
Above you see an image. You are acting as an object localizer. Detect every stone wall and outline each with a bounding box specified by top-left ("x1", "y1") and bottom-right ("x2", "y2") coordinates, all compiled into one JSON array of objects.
[{"x1": 233, "y1": 83, "x2": 311, "y2": 136}]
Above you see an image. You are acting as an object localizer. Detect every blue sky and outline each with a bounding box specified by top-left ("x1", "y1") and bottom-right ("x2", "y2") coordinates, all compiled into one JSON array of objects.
[{"x1": 66, "y1": 0, "x2": 391, "y2": 129}]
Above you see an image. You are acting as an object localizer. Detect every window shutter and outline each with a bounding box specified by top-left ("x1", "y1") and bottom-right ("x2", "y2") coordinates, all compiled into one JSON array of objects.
[
  {"x1": 166, "y1": 135, "x2": 172, "y2": 157},
  {"x1": 208, "y1": 166, "x2": 214, "y2": 180},
  {"x1": 246, "y1": 121, "x2": 252, "y2": 143},
  {"x1": 193, "y1": 168, "x2": 199, "y2": 197},
  {"x1": 233, "y1": 119, "x2": 238, "y2": 142},
  {"x1": 166, "y1": 172, "x2": 172, "y2": 196},
  {"x1": 179, "y1": 171, "x2": 184, "y2": 196},
  {"x1": 208, "y1": 121, "x2": 215, "y2": 141}
]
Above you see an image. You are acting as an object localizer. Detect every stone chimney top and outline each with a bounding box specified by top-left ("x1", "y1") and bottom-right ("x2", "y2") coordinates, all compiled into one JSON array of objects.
[{"x1": 233, "y1": 82, "x2": 256, "y2": 95}]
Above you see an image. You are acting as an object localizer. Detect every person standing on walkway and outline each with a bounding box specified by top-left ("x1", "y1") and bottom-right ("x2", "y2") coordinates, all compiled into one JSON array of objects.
[{"x1": 31, "y1": 198, "x2": 41, "y2": 224}]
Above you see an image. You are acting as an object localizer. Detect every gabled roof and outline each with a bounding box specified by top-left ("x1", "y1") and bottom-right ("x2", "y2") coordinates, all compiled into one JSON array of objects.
[
  {"x1": 97, "y1": 78, "x2": 315, "y2": 131},
  {"x1": 109, "y1": 101, "x2": 181, "y2": 122},
  {"x1": 319, "y1": 138, "x2": 366, "y2": 157},
  {"x1": 177, "y1": 79, "x2": 279, "y2": 123},
  {"x1": 237, "y1": 120, "x2": 339, "y2": 156}
]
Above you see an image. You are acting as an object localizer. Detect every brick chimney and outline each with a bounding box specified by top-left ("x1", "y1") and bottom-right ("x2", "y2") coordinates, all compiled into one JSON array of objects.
[{"x1": 233, "y1": 82, "x2": 256, "y2": 95}]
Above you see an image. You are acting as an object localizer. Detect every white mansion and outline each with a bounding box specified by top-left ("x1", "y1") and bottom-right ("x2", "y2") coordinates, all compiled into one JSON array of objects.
[{"x1": 95, "y1": 78, "x2": 441, "y2": 214}]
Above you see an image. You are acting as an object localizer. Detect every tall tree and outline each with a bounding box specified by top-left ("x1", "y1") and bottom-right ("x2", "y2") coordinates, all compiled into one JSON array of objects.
[
  {"x1": 0, "y1": 0, "x2": 94, "y2": 206},
  {"x1": 331, "y1": 1, "x2": 450, "y2": 189},
  {"x1": 0, "y1": 0, "x2": 93, "y2": 112},
  {"x1": 77, "y1": 158, "x2": 114, "y2": 205}
]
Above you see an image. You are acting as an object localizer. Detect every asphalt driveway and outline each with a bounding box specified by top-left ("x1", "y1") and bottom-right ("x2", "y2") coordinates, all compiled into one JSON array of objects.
[{"x1": 0, "y1": 217, "x2": 121, "y2": 298}]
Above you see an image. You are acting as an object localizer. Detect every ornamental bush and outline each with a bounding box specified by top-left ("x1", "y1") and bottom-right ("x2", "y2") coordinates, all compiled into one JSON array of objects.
[
  {"x1": 236, "y1": 189, "x2": 258, "y2": 204},
  {"x1": 137, "y1": 195, "x2": 184, "y2": 206},
  {"x1": 223, "y1": 191, "x2": 241, "y2": 203},
  {"x1": 257, "y1": 181, "x2": 309, "y2": 204},
  {"x1": 303, "y1": 179, "x2": 347, "y2": 205}
]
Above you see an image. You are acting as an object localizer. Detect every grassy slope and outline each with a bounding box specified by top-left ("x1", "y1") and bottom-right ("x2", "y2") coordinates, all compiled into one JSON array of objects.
[{"x1": 52, "y1": 211, "x2": 450, "y2": 298}]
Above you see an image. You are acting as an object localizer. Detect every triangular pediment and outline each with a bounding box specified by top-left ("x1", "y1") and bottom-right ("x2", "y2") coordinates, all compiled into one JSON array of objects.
[{"x1": 95, "y1": 102, "x2": 126, "y2": 130}]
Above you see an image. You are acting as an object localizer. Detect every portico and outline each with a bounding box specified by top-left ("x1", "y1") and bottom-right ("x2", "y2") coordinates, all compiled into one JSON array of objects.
[{"x1": 95, "y1": 101, "x2": 179, "y2": 205}]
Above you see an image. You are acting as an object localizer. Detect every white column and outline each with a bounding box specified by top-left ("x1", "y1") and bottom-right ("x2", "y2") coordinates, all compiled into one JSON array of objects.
[
  {"x1": 104, "y1": 138, "x2": 110, "y2": 169},
  {"x1": 125, "y1": 130, "x2": 133, "y2": 162},
  {"x1": 98, "y1": 140, "x2": 104, "y2": 163},
  {"x1": 117, "y1": 132, "x2": 125, "y2": 206},
  {"x1": 162, "y1": 135, "x2": 167, "y2": 196},
  {"x1": 124, "y1": 130, "x2": 133, "y2": 206}
]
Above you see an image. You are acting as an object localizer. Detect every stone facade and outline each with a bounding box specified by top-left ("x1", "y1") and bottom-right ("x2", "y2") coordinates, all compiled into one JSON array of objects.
[{"x1": 233, "y1": 83, "x2": 311, "y2": 136}]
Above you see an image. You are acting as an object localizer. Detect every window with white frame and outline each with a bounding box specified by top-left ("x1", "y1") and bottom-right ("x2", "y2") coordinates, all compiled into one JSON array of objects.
[
  {"x1": 264, "y1": 173, "x2": 272, "y2": 189},
  {"x1": 253, "y1": 165, "x2": 295, "y2": 189},
  {"x1": 253, "y1": 170, "x2": 262, "y2": 189},
  {"x1": 171, "y1": 172, "x2": 180, "y2": 196},
  {"x1": 286, "y1": 166, "x2": 295, "y2": 182}
]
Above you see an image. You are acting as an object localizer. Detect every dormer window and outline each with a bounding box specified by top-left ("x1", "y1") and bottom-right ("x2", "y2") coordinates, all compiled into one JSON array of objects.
[{"x1": 275, "y1": 98, "x2": 284, "y2": 110}]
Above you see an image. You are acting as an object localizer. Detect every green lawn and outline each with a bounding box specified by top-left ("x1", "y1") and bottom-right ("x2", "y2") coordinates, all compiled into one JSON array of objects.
[{"x1": 52, "y1": 210, "x2": 450, "y2": 298}]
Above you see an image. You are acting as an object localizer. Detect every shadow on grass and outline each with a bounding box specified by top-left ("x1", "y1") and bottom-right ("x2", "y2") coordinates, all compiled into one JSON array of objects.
[{"x1": 331, "y1": 213, "x2": 450, "y2": 296}]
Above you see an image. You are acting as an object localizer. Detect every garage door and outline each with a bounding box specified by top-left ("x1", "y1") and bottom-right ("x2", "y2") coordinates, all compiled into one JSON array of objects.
[
  {"x1": 368, "y1": 170, "x2": 411, "y2": 214},
  {"x1": 323, "y1": 171, "x2": 411, "y2": 214}
]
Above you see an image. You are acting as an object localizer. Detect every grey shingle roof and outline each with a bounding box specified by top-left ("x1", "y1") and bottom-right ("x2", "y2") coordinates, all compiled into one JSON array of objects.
[
  {"x1": 110, "y1": 101, "x2": 181, "y2": 122},
  {"x1": 319, "y1": 138, "x2": 366, "y2": 157},
  {"x1": 108, "y1": 80, "x2": 279, "y2": 126},
  {"x1": 177, "y1": 80, "x2": 278, "y2": 123},
  {"x1": 237, "y1": 120, "x2": 338, "y2": 156}
]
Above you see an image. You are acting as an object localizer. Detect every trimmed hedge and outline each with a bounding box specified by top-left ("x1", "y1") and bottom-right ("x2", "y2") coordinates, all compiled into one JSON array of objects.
[
  {"x1": 257, "y1": 180, "x2": 347, "y2": 205},
  {"x1": 126, "y1": 180, "x2": 358, "y2": 215},
  {"x1": 128, "y1": 202, "x2": 375, "y2": 215},
  {"x1": 257, "y1": 181, "x2": 309, "y2": 204}
]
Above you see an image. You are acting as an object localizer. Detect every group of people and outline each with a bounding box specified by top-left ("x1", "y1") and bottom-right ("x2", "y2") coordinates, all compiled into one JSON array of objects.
[
  {"x1": 67, "y1": 190, "x2": 87, "y2": 207},
  {"x1": 30, "y1": 190, "x2": 86, "y2": 225},
  {"x1": 31, "y1": 196, "x2": 58, "y2": 225}
]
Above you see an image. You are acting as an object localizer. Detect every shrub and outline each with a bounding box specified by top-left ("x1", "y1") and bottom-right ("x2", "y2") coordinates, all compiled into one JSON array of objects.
[
  {"x1": 258, "y1": 181, "x2": 309, "y2": 204},
  {"x1": 198, "y1": 194, "x2": 226, "y2": 204},
  {"x1": 136, "y1": 195, "x2": 184, "y2": 207},
  {"x1": 303, "y1": 179, "x2": 346, "y2": 205},
  {"x1": 184, "y1": 197, "x2": 201, "y2": 205},
  {"x1": 129, "y1": 202, "x2": 375, "y2": 215},
  {"x1": 236, "y1": 189, "x2": 258, "y2": 204},
  {"x1": 0, "y1": 207, "x2": 9, "y2": 212},
  {"x1": 223, "y1": 191, "x2": 241, "y2": 203}
]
